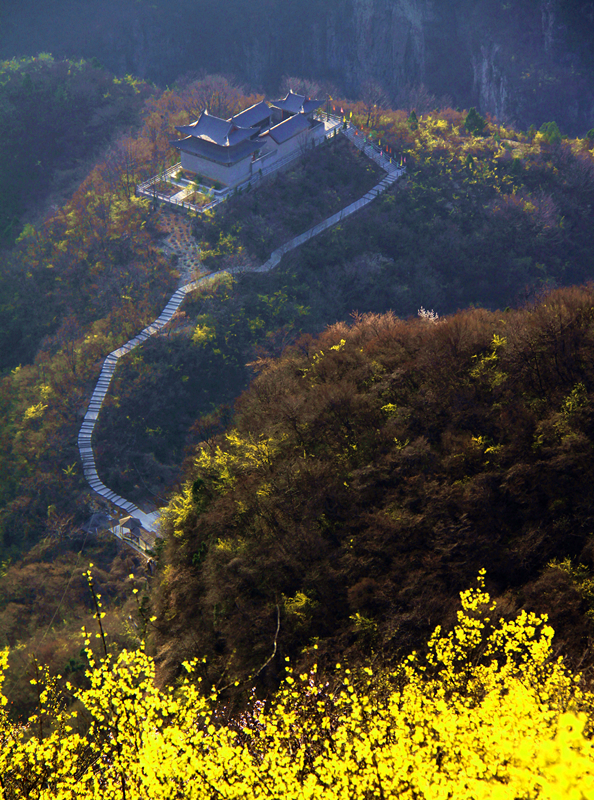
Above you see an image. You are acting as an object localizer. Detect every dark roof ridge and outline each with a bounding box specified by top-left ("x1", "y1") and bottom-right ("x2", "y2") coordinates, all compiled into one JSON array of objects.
[{"x1": 270, "y1": 90, "x2": 323, "y2": 116}]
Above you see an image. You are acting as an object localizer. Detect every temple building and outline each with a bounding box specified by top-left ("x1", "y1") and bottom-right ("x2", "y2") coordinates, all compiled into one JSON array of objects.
[{"x1": 171, "y1": 92, "x2": 324, "y2": 188}]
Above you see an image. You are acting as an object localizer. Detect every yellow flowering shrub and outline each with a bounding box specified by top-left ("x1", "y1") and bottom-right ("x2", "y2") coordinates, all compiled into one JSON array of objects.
[{"x1": 1, "y1": 572, "x2": 593, "y2": 798}]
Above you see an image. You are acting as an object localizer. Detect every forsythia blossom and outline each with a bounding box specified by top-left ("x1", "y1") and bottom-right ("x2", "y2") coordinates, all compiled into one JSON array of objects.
[{"x1": 0, "y1": 573, "x2": 593, "y2": 798}]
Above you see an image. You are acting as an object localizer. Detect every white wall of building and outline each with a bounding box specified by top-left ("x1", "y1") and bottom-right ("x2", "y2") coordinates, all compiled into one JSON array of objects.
[
  {"x1": 180, "y1": 152, "x2": 254, "y2": 187},
  {"x1": 311, "y1": 121, "x2": 326, "y2": 145}
]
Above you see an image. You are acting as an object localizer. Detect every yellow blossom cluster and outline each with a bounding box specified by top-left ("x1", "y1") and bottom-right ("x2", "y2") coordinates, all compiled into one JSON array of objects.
[{"x1": 1, "y1": 572, "x2": 593, "y2": 798}]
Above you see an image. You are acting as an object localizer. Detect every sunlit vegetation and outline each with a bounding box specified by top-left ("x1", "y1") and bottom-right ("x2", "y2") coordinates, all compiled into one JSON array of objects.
[
  {"x1": 155, "y1": 287, "x2": 594, "y2": 688},
  {"x1": 0, "y1": 534, "x2": 145, "y2": 721},
  {"x1": 283, "y1": 101, "x2": 594, "y2": 317},
  {"x1": 1, "y1": 575, "x2": 594, "y2": 798}
]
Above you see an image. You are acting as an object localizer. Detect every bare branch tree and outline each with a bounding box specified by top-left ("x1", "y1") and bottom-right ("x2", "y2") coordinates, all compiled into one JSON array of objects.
[
  {"x1": 396, "y1": 83, "x2": 452, "y2": 114},
  {"x1": 360, "y1": 79, "x2": 389, "y2": 126},
  {"x1": 183, "y1": 75, "x2": 245, "y2": 120},
  {"x1": 280, "y1": 75, "x2": 323, "y2": 99}
]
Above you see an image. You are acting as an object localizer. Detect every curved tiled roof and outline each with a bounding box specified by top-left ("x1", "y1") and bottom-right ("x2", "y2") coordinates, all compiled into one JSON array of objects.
[
  {"x1": 172, "y1": 97, "x2": 321, "y2": 164},
  {"x1": 271, "y1": 91, "x2": 323, "y2": 116},
  {"x1": 265, "y1": 113, "x2": 312, "y2": 144},
  {"x1": 176, "y1": 110, "x2": 258, "y2": 147}
]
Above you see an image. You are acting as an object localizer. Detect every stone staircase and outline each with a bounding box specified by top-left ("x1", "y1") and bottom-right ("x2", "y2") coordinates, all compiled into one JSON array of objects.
[{"x1": 79, "y1": 125, "x2": 407, "y2": 549}]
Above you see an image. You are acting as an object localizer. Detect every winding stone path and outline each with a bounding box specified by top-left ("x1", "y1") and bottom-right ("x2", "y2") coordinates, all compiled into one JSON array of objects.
[
  {"x1": 78, "y1": 126, "x2": 405, "y2": 543},
  {"x1": 77, "y1": 281, "x2": 200, "y2": 533}
]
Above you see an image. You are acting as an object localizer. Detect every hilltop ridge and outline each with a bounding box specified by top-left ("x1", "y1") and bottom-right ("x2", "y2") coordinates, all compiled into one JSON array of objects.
[{"x1": 154, "y1": 287, "x2": 594, "y2": 690}]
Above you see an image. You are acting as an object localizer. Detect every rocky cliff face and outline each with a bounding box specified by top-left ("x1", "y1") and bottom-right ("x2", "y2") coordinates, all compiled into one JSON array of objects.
[{"x1": 1, "y1": 0, "x2": 593, "y2": 134}]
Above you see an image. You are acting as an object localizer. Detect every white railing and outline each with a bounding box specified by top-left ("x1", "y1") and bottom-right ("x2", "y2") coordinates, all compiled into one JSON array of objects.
[
  {"x1": 342, "y1": 122, "x2": 403, "y2": 173},
  {"x1": 137, "y1": 163, "x2": 182, "y2": 192},
  {"x1": 137, "y1": 182, "x2": 230, "y2": 214},
  {"x1": 137, "y1": 116, "x2": 344, "y2": 214}
]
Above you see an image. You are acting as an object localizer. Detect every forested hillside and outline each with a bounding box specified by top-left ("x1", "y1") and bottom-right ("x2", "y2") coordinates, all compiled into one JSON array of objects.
[
  {"x1": 1, "y1": 58, "x2": 594, "y2": 768},
  {"x1": 153, "y1": 287, "x2": 594, "y2": 691},
  {"x1": 92, "y1": 104, "x2": 594, "y2": 515},
  {"x1": 0, "y1": 54, "x2": 151, "y2": 247}
]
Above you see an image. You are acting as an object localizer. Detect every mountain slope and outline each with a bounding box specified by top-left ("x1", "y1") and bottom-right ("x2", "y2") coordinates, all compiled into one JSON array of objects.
[{"x1": 154, "y1": 287, "x2": 594, "y2": 689}]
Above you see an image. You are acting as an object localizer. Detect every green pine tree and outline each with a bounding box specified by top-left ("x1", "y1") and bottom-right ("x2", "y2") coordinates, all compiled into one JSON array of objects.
[
  {"x1": 464, "y1": 107, "x2": 486, "y2": 136},
  {"x1": 539, "y1": 121, "x2": 562, "y2": 145}
]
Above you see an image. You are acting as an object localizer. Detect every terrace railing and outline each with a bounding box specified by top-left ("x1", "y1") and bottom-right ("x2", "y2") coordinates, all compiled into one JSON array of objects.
[{"x1": 136, "y1": 115, "x2": 344, "y2": 214}]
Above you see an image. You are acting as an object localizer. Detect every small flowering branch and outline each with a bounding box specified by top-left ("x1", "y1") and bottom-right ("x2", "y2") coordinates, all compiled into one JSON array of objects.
[
  {"x1": 129, "y1": 573, "x2": 157, "y2": 638},
  {"x1": 84, "y1": 564, "x2": 107, "y2": 659},
  {"x1": 418, "y1": 307, "x2": 440, "y2": 323},
  {"x1": 83, "y1": 563, "x2": 128, "y2": 800},
  {"x1": 30, "y1": 656, "x2": 45, "y2": 741}
]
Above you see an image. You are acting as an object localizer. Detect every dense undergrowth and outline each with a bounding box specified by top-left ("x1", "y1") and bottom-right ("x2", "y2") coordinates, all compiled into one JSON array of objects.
[
  {"x1": 94, "y1": 273, "x2": 311, "y2": 506},
  {"x1": 277, "y1": 105, "x2": 594, "y2": 319},
  {"x1": 0, "y1": 54, "x2": 151, "y2": 248},
  {"x1": 194, "y1": 134, "x2": 382, "y2": 266},
  {"x1": 1, "y1": 576, "x2": 593, "y2": 798},
  {"x1": 155, "y1": 287, "x2": 594, "y2": 689}
]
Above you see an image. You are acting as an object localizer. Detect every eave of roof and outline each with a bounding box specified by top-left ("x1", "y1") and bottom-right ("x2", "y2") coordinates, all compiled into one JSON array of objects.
[
  {"x1": 177, "y1": 109, "x2": 260, "y2": 146},
  {"x1": 176, "y1": 110, "x2": 232, "y2": 145},
  {"x1": 301, "y1": 98, "x2": 323, "y2": 114}
]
